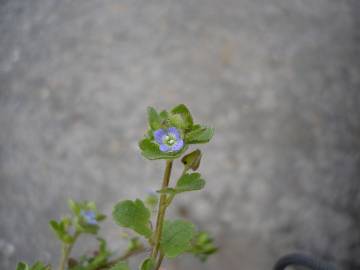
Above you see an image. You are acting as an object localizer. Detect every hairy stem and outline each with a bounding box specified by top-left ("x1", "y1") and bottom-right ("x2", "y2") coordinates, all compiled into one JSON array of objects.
[
  {"x1": 58, "y1": 233, "x2": 79, "y2": 270},
  {"x1": 151, "y1": 160, "x2": 173, "y2": 260}
]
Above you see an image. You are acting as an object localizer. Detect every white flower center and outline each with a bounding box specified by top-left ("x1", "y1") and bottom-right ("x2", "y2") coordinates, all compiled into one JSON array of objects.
[{"x1": 164, "y1": 135, "x2": 176, "y2": 146}]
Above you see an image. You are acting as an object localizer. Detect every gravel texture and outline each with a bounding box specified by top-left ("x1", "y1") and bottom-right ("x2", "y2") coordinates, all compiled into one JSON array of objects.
[{"x1": 1, "y1": 0, "x2": 360, "y2": 269}]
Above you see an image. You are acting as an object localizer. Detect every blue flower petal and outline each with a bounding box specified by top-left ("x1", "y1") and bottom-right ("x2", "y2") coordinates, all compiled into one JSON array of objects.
[
  {"x1": 171, "y1": 139, "x2": 184, "y2": 151},
  {"x1": 82, "y1": 210, "x2": 98, "y2": 225},
  {"x1": 167, "y1": 127, "x2": 181, "y2": 140},
  {"x1": 159, "y1": 144, "x2": 170, "y2": 152},
  {"x1": 154, "y1": 129, "x2": 167, "y2": 144}
]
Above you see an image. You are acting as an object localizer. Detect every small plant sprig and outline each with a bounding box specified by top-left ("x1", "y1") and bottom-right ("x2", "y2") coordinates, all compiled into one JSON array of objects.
[{"x1": 16, "y1": 104, "x2": 217, "y2": 270}]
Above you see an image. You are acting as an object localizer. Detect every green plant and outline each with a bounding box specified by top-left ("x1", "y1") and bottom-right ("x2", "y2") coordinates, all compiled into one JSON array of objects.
[{"x1": 16, "y1": 104, "x2": 217, "y2": 270}]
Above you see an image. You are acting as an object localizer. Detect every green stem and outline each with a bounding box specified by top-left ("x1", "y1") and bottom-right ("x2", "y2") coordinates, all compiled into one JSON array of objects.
[
  {"x1": 154, "y1": 253, "x2": 165, "y2": 270},
  {"x1": 58, "y1": 232, "x2": 79, "y2": 270},
  {"x1": 165, "y1": 167, "x2": 188, "y2": 206},
  {"x1": 99, "y1": 246, "x2": 147, "y2": 269},
  {"x1": 151, "y1": 160, "x2": 173, "y2": 259}
]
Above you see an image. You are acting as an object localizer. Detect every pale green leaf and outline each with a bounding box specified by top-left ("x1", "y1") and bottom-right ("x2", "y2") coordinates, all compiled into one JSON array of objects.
[
  {"x1": 112, "y1": 199, "x2": 152, "y2": 238},
  {"x1": 185, "y1": 126, "x2": 214, "y2": 144},
  {"x1": 160, "y1": 220, "x2": 195, "y2": 258},
  {"x1": 68, "y1": 199, "x2": 81, "y2": 215},
  {"x1": 189, "y1": 231, "x2": 218, "y2": 262},
  {"x1": 175, "y1": 173, "x2": 205, "y2": 193},
  {"x1": 169, "y1": 104, "x2": 193, "y2": 129},
  {"x1": 147, "y1": 107, "x2": 161, "y2": 130}
]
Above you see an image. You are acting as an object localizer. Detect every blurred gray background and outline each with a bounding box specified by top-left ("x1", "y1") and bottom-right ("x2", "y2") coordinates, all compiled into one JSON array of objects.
[{"x1": 1, "y1": 0, "x2": 360, "y2": 269}]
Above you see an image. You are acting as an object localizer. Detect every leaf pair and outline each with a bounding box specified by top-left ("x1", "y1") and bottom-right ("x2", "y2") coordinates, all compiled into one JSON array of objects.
[
  {"x1": 112, "y1": 201, "x2": 196, "y2": 259},
  {"x1": 49, "y1": 218, "x2": 75, "y2": 244}
]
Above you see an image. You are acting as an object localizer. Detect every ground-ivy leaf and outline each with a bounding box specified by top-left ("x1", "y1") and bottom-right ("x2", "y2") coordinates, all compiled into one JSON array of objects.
[
  {"x1": 139, "y1": 257, "x2": 155, "y2": 270},
  {"x1": 112, "y1": 199, "x2": 152, "y2": 238},
  {"x1": 185, "y1": 126, "x2": 214, "y2": 144},
  {"x1": 109, "y1": 261, "x2": 130, "y2": 270},
  {"x1": 160, "y1": 220, "x2": 195, "y2": 258},
  {"x1": 139, "y1": 138, "x2": 188, "y2": 160},
  {"x1": 175, "y1": 173, "x2": 205, "y2": 193}
]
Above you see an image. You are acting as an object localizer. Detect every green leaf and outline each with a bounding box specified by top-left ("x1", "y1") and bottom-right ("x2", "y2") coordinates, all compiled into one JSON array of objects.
[
  {"x1": 169, "y1": 104, "x2": 193, "y2": 129},
  {"x1": 49, "y1": 220, "x2": 74, "y2": 244},
  {"x1": 86, "y1": 201, "x2": 97, "y2": 211},
  {"x1": 96, "y1": 214, "x2": 107, "y2": 221},
  {"x1": 181, "y1": 149, "x2": 202, "y2": 171},
  {"x1": 97, "y1": 238, "x2": 108, "y2": 254},
  {"x1": 68, "y1": 238, "x2": 110, "y2": 270},
  {"x1": 189, "y1": 231, "x2": 218, "y2": 262},
  {"x1": 16, "y1": 262, "x2": 29, "y2": 270},
  {"x1": 85, "y1": 253, "x2": 109, "y2": 270},
  {"x1": 112, "y1": 199, "x2": 152, "y2": 238},
  {"x1": 139, "y1": 138, "x2": 188, "y2": 160},
  {"x1": 160, "y1": 220, "x2": 195, "y2": 258},
  {"x1": 175, "y1": 173, "x2": 205, "y2": 193},
  {"x1": 147, "y1": 107, "x2": 161, "y2": 130},
  {"x1": 145, "y1": 193, "x2": 158, "y2": 209},
  {"x1": 185, "y1": 126, "x2": 214, "y2": 144},
  {"x1": 159, "y1": 110, "x2": 168, "y2": 120},
  {"x1": 109, "y1": 261, "x2": 130, "y2": 270},
  {"x1": 139, "y1": 258, "x2": 155, "y2": 270},
  {"x1": 74, "y1": 221, "x2": 99, "y2": 235},
  {"x1": 157, "y1": 173, "x2": 205, "y2": 195},
  {"x1": 127, "y1": 237, "x2": 142, "y2": 252},
  {"x1": 68, "y1": 199, "x2": 81, "y2": 215},
  {"x1": 30, "y1": 262, "x2": 50, "y2": 270}
]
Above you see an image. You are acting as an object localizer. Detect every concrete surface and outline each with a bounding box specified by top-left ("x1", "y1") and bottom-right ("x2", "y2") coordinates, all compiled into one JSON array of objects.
[{"x1": 1, "y1": 0, "x2": 360, "y2": 269}]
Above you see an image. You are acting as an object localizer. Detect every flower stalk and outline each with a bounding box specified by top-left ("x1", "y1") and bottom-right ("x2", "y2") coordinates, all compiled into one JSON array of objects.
[
  {"x1": 58, "y1": 232, "x2": 79, "y2": 270},
  {"x1": 151, "y1": 160, "x2": 173, "y2": 260}
]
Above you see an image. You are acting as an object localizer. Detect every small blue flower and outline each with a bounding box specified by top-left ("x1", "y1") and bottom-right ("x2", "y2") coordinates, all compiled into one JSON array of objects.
[
  {"x1": 154, "y1": 127, "x2": 184, "y2": 152},
  {"x1": 81, "y1": 210, "x2": 97, "y2": 225}
]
